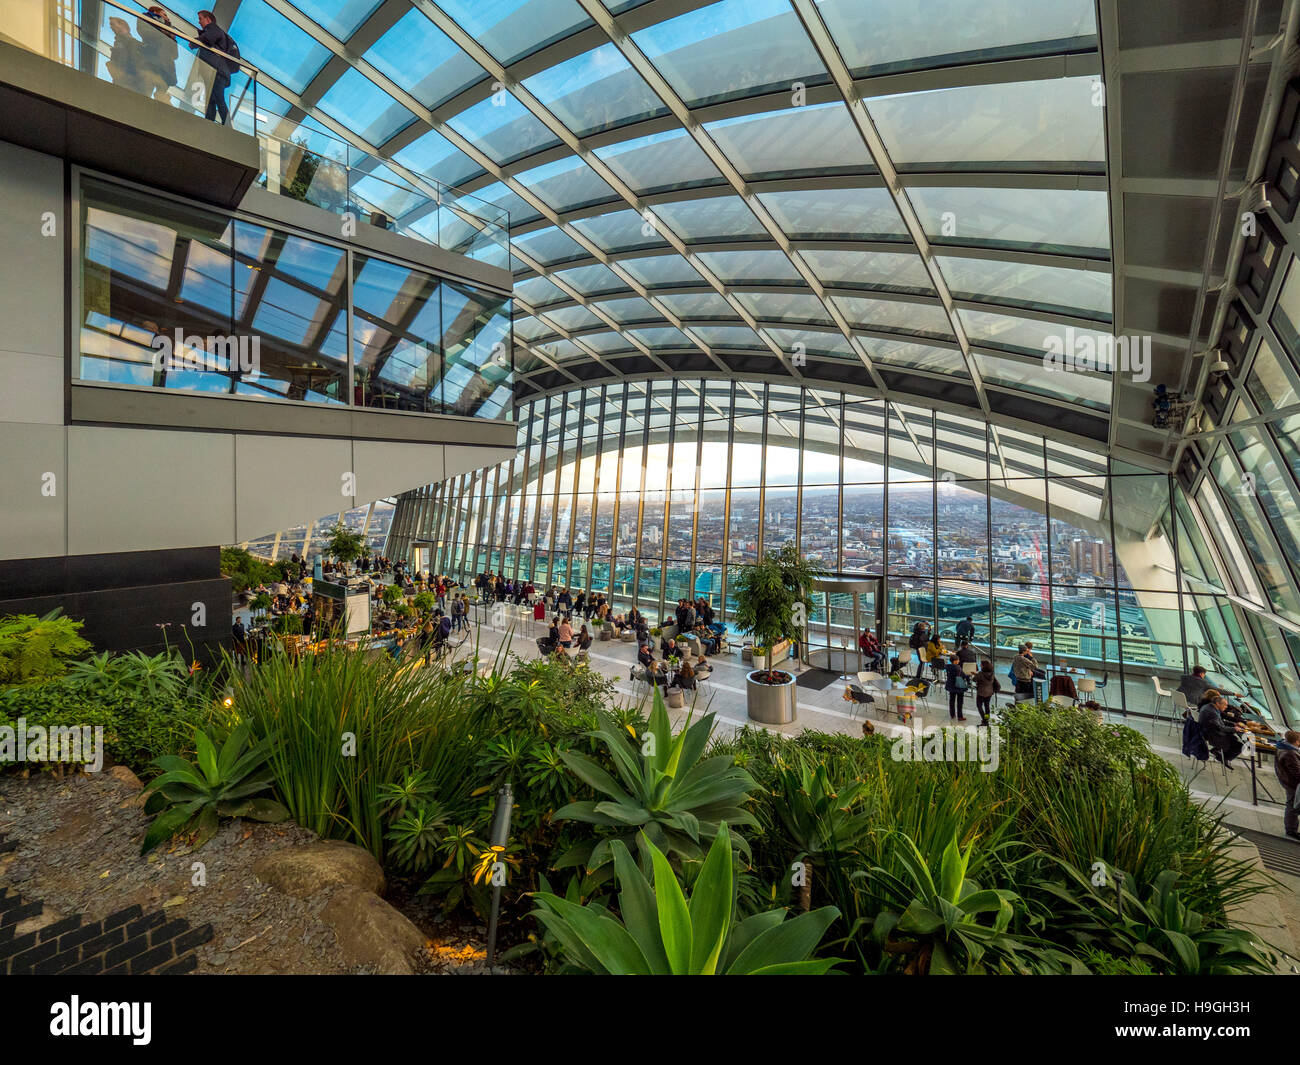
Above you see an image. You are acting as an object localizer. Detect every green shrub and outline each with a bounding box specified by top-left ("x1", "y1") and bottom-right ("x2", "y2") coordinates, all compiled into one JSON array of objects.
[
  {"x1": 0, "y1": 610, "x2": 91, "y2": 686},
  {"x1": 0, "y1": 678, "x2": 201, "y2": 772}
]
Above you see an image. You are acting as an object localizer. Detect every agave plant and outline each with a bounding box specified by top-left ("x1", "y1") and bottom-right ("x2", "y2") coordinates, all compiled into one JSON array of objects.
[
  {"x1": 1035, "y1": 861, "x2": 1276, "y2": 975},
  {"x1": 862, "y1": 832, "x2": 1073, "y2": 975},
  {"x1": 140, "y1": 723, "x2": 288, "y2": 853},
  {"x1": 533, "y1": 823, "x2": 842, "y2": 975},
  {"x1": 554, "y1": 689, "x2": 757, "y2": 871}
]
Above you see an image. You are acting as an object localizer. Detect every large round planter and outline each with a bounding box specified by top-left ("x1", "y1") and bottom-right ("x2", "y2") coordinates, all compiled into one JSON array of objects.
[
  {"x1": 747, "y1": 670, "x2": 797, "y2": 724},
  {"x1": 598, "y1": 626, "x2": 612, "y2": 641}
]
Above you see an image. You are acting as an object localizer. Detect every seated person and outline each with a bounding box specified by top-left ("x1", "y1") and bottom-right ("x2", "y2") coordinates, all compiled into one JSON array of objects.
[
  {"x1": 541, "y1": 620, "x2": 561, "y2": 655},
  {"x1": 557, "y1": 616, "x2": 574, "y2": 648},
  {"x1": 645, "y1": 659, "x2": 669, "y2": 687},
  {"x1": 673, "y1": 660, "x2": 696, "y2": 691},
  {"x1": 955, "y1": 638, "x2": 977, "y2": 666},
  {"x1": 576, "y1": 625, "x2": 592, "y2": 652},
  {"x1": 660, "y1": 635, "x2": 681, "y2": 659},
  {"x1": 637, "y1": 642, "x2": 656, "y2": 671},
  {"x1": 858, "y1": 629, "x2": 885, "y2": 671},
  {"x1": 693, "y1": 653, "x2": 712, "y2": 677},
  {"x1": 1179, "y1": 665, "x2": 1242, "y2": 706},
  {"x1": 694, "y1": 625, "x2": 720, "y2": 655},
  {"x1": 1198, "y1": 693, "x2": 1247, "y2": 767}
]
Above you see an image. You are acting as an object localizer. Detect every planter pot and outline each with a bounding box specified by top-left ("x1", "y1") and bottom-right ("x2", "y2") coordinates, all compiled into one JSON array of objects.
[
  {"x1": 620, "y1": 630, "x2": 635, "y2": 643},
  {"x1": 747, "y1": 670, "x2": 797, "y2": 725},
  {"x1": 742, "y1": 645, "x2": 753, "y2": 663},
  {"x1": 665, "y1": 688, "x2": 685, "y2": 709},
  {"x1": 598, "y1": 626, "x2": 612, "y2": 641}
]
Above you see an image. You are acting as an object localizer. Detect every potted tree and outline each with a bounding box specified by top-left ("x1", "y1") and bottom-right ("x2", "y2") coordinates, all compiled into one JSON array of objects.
[
  {"x1": 325, "y1": 523, "x2": 365, "y2": 578},
  {"x1": 731, "y1": 544, "x2": 824, "y2": 725}
]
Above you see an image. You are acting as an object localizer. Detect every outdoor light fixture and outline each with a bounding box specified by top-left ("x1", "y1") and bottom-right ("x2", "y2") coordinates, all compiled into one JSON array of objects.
[{"x1": 485, "y1": 782, "x2": 513, "y2": 970}]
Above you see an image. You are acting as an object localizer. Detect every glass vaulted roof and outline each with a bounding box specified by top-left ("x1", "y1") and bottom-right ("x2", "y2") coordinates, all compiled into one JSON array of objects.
[{"x1": 225, "y1": 0, "x2": 1113, "y2": 424}]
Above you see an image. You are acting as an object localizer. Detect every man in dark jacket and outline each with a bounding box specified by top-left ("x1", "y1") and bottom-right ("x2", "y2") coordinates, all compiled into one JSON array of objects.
[
  {"x1": 1198, "y1": 694, "x2": 1245, "y2": 768},
  {"x1": 194, "y1": 10, "x2": 235, "y2": 124},
  {"x1": 1274, "y1": 730, "x2": 1300, "y2": 839}
]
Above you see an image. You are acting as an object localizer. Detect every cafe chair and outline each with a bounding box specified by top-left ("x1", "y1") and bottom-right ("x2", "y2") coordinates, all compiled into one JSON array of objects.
[
  {"x1": 1168, "y1": 690, "x2": 1190, "y2": 736},
  {"x1": 1151, "y1": 675, "x2": 1174, "y2": 723},
  {"x1": 961, "y1": 661, "x2": 978, "y2": 676},
  {"x1": 1049, "y1": 693, "x2": 1074, "y2": 708},
  {"x1": 1075, "y1": 676, "x2": 1097, "y2": 706}
]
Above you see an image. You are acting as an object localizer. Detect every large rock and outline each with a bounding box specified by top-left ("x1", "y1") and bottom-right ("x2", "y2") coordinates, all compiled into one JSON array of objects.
[
  {"x1": 253, "y1": 840, "x2": 385, "y2": 899},
  {"x1": 320, "y1": 885, "x2": 427, "y2": 975}
]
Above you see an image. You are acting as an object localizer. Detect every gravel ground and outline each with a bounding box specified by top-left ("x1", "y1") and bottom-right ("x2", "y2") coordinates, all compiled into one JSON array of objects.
[
  {"x1": 0, "y1": 770, "x2": 363, "y2": 974},
  {"x1": 0, "y1": 770, "x2": 510, "y2": 975}
]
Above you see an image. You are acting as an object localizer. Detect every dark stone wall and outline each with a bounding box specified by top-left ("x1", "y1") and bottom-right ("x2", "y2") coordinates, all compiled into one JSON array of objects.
[{"x1": 0, "y1": 547, "x2": 230, "y2": 662}]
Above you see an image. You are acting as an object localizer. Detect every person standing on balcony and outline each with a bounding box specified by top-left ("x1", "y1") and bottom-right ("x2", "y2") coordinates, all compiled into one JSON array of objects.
[
  {"x1": 139, "y1": 7, "x2": 178, "y2": 100},
  {"x1": 193, "y1": 10, "x2": 236, "y2": 124}
]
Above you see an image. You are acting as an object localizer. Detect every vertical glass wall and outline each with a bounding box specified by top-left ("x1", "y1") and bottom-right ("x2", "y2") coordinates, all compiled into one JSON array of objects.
[
  {"x1": 389, "y1": 379, "x2": 1300, "y2": 725},
  {"x1": 77, "y1": 175, "x2": 513, "y2": 419}
]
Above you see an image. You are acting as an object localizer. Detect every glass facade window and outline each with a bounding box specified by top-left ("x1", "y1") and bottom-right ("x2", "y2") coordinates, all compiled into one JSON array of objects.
[{"x1": 77, "y1": 177, "x2": 512, "y2": 420}]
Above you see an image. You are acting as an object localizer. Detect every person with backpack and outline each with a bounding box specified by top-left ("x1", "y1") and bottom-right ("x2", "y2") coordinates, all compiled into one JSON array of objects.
[
  {"x1": 193, "y1": 10, "x2": 238, "y2": 124},
  {"x1": 944, "y1": 653, "x2": 968, "y2": 722}
]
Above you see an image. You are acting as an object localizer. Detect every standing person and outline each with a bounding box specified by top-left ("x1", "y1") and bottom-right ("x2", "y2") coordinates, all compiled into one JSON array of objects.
[
  {"x1": 944, "y1": 653, "x2": 968, "y2": 722},
  {"x1": 191, "y1": 10, "x2": 237, "y2": 125},
  {"x1": 955, "y1": 615, "x2": 976, "y2": 643},
  {"x1": 973, "y1": 659, "x2": 1000, "y2": 726},
  {"x1": 909, "y1": 620, "x2": 931, "y2": 680},
  {"x1": 139, "y1": 7, "x2": 178, "y2": 100},
  {"x1": 955, "y1": 638, "x2": 977, "y2": 666},
  {"x1": 1274, "y1": 731, "x2": 1300, "y2": 839},
  {"x1": 231, "y1": 617, "x2": 247, "y2": 664},
  {"x1": 106, "y1": 17, "x2": 148, "y2": 93},
  {"x1": 1011, "y1": 644, "x2": 1037, "y2": 699}
]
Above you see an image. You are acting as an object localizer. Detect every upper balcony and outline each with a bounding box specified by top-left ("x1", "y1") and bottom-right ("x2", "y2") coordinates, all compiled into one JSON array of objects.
[{"x1": 0, "y1": 0, "x2": 509, "y2": 269}]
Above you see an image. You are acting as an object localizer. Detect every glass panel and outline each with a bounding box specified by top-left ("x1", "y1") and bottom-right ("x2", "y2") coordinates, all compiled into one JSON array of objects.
[
  {"x1": 940, "y1": 256, "x2": 1112, "y2": 319},
  {"x1": 316, "y1": 68, "x2": 415, "y2": 145},
  {"x1": 434, "y1": 0, "x2": 592, "y2": 65},
  {"x1": 910, "y1": 186, "x2": 1110, "y2": 256},
  {"x1": 593, "y1": 129, "x2": 725, "y2": 194},
  {"x1": 229, "y1": 1, "x2": 330, "y2": 93},
  {"x1": 759, "y1": 187, "x2": 906, "y2": 240},
  {"x1": 515, "y1": 158, "x2": 618, "y2": 213},
  {"x1": 835, "y1": 296, "x2": 954, "y2": 337},
  {"x1": 446, "y1": 92, "x2": 561, "y2": 165},
  {"x1": 364, "y1": 8, "x2": 485, "y2": 108},
  {"x1": 803, "y1": 248, "x2": 934, "y2": 294},
  {"x1": 522, "y1": 43, "x2": 667, "y2": 136},
  {"x1": 705, "y1": 103, "x2": 874, "y2": 178},
  {"x1": 631, "y1": 0, "x2": 828, "y2": 108},
  {"x1": 816, "y1": 0, "x2": 1096, "y2": 77},
  {"x1": 869, "y1": 79, "x2": 1104, "y2": 169},
  {"x1": 974, "y1": 352, "x2": 1111, "y2": 410}
]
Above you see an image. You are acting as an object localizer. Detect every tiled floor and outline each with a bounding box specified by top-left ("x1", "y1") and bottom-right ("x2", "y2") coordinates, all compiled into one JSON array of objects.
[{"x1": 454, "y1": 613, "x2": 1291, "y2": 838}]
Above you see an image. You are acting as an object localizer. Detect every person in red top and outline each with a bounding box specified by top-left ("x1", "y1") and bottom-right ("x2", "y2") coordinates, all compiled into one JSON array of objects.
[{"x1": 858, "y1": 629, "x2": 884, "y2": 671}]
